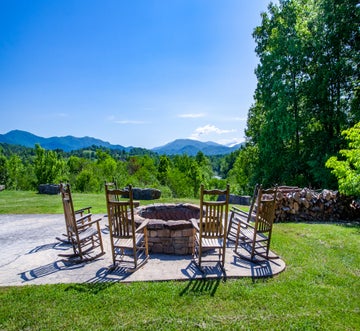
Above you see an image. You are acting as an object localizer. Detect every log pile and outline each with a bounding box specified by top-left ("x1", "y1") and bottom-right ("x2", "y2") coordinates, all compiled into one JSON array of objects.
[{"x1": 274, "y1": 186, "x2": 360, "y2": 222}]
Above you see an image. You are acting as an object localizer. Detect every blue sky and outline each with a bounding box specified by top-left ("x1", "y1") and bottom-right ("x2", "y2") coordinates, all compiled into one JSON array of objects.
[{"x1": 0, "y1": 0, "x2": 273, "y2": 149}]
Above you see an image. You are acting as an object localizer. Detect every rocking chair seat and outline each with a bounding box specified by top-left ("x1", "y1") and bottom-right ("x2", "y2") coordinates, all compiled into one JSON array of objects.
[
  {"x1": 113, "y1": 233, "x2": 145, "y2": 248},
  {"x1": 195, "y1": 233, "x2": 223, "y2": 249},
  {"x1": 73, "y1": 225, "x2": 101, "y2": 242}
]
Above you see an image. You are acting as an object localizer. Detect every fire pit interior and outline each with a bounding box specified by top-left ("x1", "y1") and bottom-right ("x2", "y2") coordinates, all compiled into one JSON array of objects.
[{"x1": 134, "y1": 203, "x2": 200, "y2": 255}]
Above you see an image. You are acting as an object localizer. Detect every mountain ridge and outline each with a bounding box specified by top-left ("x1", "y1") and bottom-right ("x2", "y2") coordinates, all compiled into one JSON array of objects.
[{"x1": 0, "y1": 130, "x2": 243, "y2": 155}]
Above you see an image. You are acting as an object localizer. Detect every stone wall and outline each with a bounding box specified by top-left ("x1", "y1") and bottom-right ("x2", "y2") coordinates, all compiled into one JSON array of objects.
[
  {"x1": 148, "y1": 227, "x2": 194, "y2": 255},
  {"x1": 38, "y1": 184, "x2": 60, "y2": 195},
  {"x1": 122, "y1": 187, "x2": 161, "y2": 200},
  {"x1": 134, "y1": 203, "x2": 199, "y2": 255},
  {"x1": 218, "y1": 194, "x2": 251, "y2": 205}
]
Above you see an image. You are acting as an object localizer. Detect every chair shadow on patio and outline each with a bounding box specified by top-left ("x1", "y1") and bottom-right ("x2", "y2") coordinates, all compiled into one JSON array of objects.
[
  {"x1": 19, "y1": 260, "x2": 85, "y2": 282},
  {"x1": 86, "y1": 265, "x2": 132, "y2": 283},
  {"x1": 27, "y1": 241, "x2": 72, "y2": 254},
  {"x1": 181, "y1": 259, "x2": 226, "y2": 280},
  {"x1": 232, "y1": 254, "x2": 279, "y2": 280}
]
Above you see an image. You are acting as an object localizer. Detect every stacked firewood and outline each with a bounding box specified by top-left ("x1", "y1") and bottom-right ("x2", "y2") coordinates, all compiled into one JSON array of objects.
[{"x1": 274, "y1": 186, "x2": 359, "y2": 222}]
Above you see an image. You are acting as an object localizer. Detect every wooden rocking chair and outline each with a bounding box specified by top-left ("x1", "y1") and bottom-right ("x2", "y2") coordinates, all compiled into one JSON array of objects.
[
  {"x1": 59, "y1": 183, "x2": 104, "y2": 261},
  {"x1": 105, "y1": 184, "x2": 149, "y2": 272},
  {"x1": 234, "y1": 186, "x2": 278, "y2": 262},
  {"x1": 191, "y1": 184, "x2": 230, "y2": 273}
]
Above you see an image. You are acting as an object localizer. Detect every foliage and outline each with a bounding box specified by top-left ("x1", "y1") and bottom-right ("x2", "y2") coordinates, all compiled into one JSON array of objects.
[
  {"x1": 0, "y1": 153, "x2": 8, "y2": 186},
  {"x1": 227, "y1": 145, "x2": 259, "y2": 194},
  {"x1": 34, "y1": 144, "x2": 66, "y2": 187},
  {"x1": 0, "y1": 143, "x2": 231, "y2": 197},
  {"x1": 326, "y1": 122, "x2": 360, "y2": 196},
  {"x1": 246, "y1": 0, "x2": 360, "y2": 188}
]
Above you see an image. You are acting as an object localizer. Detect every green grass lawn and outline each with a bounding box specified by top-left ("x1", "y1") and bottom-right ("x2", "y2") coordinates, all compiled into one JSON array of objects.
[
  {"x1": 0, "y1": 190, "x2": 199, "y2": 214},
  {"x1": 0, "y1": 191, "x2": 359, "y2": 330}
]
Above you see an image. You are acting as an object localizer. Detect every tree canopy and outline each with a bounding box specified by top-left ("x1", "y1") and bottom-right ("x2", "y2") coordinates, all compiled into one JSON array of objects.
[{"x1": 245, "y1": 0, "x2": 359, "y2": 189}]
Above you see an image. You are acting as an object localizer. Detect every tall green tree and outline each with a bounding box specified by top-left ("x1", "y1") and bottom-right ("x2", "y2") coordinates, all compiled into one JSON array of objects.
[
  {"x1": 250, "y1": 0, "x2": 315, "y2": 186},
  {"x1": 303, "y1": 0, "x2": 360, "y2": 186},
  {"x1": 157, "y1": 155, "x2": 171, "y2": 185},
  {"x1": 246, "y1": 0, "x2": 360, "y2": 189}
]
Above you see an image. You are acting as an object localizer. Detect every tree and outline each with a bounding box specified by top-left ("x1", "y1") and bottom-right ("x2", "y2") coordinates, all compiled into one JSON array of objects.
[
  {"x1": 76, "y1": 168, "x2": 100, "y2": 192},
  {"x1": 34, "y1": 144, "x2": 65, "y2": 187},
  {"x1": 303, "y1": 0, "x2": 360, "y2": 187},
  {"x1": 0, "y1": 154, "x2": 8, "y2": 186},
  {"x1": 7, "y1": 155, "x2": 25, "y2": 190},
  {"x1": 326, "y1": 122, "x2": 360, "y2": 196},
  {"x1": 228, "y1": 145, "x2": 259, "y2": 195},
  {"x1": 166, "y1": 167, "x2": 193, "y2": 198},
  {"x1": 96, "y1": 150, "x2": 117, "y2": 187},
  {"x1": 249, "y1": 0, "x2": 313, "y2": 187},
  {"x1": 246, "y1": 0, "x2": 360, "y2": 189},
  {"x1": 157, "y1": 155, "x2": 171, "y2": 185},
  {"x1": 195, "y1": 151, "x2": 213, "y2": 184}
]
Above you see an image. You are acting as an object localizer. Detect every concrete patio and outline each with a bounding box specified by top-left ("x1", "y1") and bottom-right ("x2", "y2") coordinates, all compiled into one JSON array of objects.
[{"x1": 0, "y1": 214, "x2": 286, "y2": 286}]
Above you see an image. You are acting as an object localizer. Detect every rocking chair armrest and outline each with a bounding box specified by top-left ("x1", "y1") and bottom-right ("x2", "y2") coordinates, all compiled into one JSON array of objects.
[
  {"x1": 190, "y1": 218, "x2": 200, "y2": 232},
  {"x1": 77, "y1": 215, "x2": 102, "y2": 229},
  {"x1": 238, "y1": 218, "x2": 255, "y2": 230},
  {"x1": 136, "y1": 219, "x2": 149, "y2": 233},
  {"x1": 75, "y1": 206, "x2": 92, "y2": 215},
  {"x1": 75, "y1": 213, "x2": 92, "y2": 223},
  {"x1": 231, "y1": 206, "x2": 249, "y2": 218},
  {"x1": 231, "y1": 207, "x2": 257, "y2": 223}
]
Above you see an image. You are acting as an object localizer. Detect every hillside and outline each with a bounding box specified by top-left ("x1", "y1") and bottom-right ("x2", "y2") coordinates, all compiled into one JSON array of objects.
[
  {"x1": 0, "y1": 130, "x2": 243, "y2": 155},
  {"x1": 152, "y1": 139, "x2": 243, "y2": 156}
]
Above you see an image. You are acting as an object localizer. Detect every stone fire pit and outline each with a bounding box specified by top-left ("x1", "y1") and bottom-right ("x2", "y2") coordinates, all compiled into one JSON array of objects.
[{"x1": 134, "y1": 203, "x2": 200, "y2": 255}]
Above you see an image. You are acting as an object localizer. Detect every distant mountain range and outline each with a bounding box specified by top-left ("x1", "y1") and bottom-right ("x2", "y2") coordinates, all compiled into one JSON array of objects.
[
  {"x1": 0, "y1": 130, "x2": 243, "y2": 156},
  {"x1": 152, "y1": 139, "x2": 243, "y2": 155}
]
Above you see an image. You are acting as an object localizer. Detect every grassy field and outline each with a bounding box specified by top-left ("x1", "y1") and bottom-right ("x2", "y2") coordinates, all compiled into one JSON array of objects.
[
  {"x1": 0, "y1": 190, "x2": 198, "y2": 214},
  {"x1": 0, "y1": 191, "x2": 359, "y2": 330}
]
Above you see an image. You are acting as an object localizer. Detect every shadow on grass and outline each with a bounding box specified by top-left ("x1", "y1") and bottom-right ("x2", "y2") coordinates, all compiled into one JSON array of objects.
[
  {"x1": 179, "y1": 278, "x2": 221, "y2": 297},
  {"x1": 231, "y1": 254, "x2": 277, "y2": 282}
]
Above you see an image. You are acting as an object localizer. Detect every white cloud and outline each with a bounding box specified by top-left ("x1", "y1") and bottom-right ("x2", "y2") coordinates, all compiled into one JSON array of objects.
[
  {"x1": 178, "y1": 113, "x2": 206, "y2": 118},
  {"x1": 190, "y1": 124, "x2": 236, "y2": 139}
]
